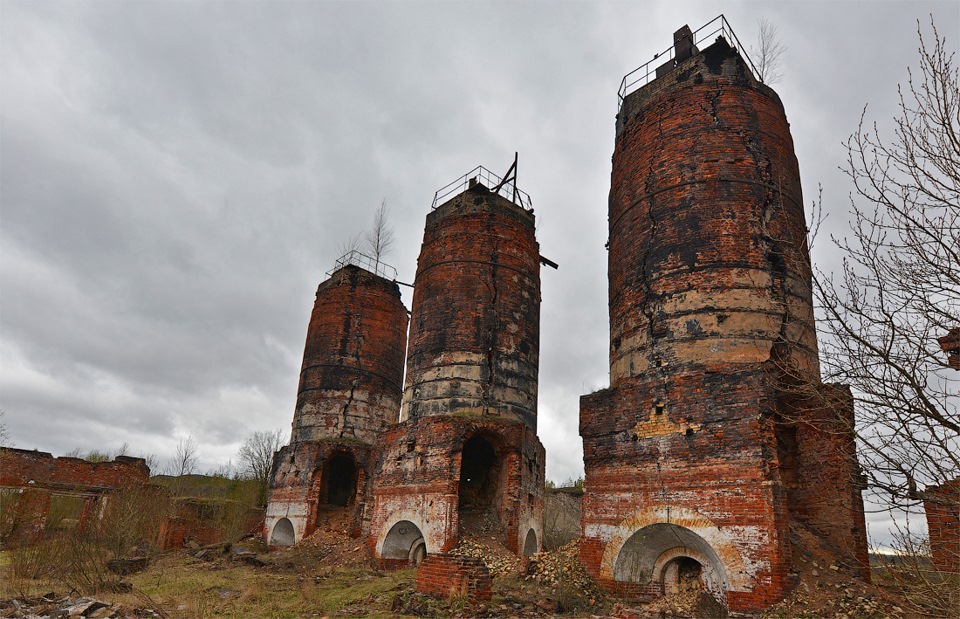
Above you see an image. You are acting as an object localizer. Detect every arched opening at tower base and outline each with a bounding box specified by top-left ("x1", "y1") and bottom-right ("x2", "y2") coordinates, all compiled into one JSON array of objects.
[
  {"x1": 523, "y1": 528, "x2": 538, "y2": 556},
  {"x1": 614, "y1": 523, "x2": 728, "y2": 601},
  {"x1": 269, "y1": 518, "x2": 295, "y2": 547},
  {"x1": 382, "y1": 520, "x2": 427, "y2": 566},
  {"x1": 458, "y1": 435, "x2": 500, "y2": 512},
  {"x1": 320, "y1": 453, "x2": 357, "y2": 507}
]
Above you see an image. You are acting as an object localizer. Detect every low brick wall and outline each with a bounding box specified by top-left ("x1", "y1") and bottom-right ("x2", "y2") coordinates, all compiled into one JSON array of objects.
[
  {"x1": 415, "y1": 554, "x2": 492, "y2": 601},
  {"x1": 925, "y1": 479, "x2": 959, "y2": 573}
]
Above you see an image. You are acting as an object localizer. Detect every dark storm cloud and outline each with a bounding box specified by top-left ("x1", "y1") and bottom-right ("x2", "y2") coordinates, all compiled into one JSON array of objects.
[{"x1": 2, "y1": 0, "x2": 957, "y2": 544}]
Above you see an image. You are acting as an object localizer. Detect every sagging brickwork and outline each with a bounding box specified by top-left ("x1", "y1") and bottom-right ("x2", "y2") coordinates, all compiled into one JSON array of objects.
[
  {"x1": 369, "y1": 181, "x2": 545, "y2": 567},
  {"x1": 924, "y1": 478, "x2": 960, "y2": 573},
  {"x1": 415, "y1": 554, "x2": 493, "y2": 601},
  {"x1": 0, "y1": 448, "x2": 149, "y2": 548},
  {"x1": 580, "y1": 26, "x2": 868, "y2": 612},
  {"x1": 266, "y1": 264, "x2": 408, "y2": 549}
]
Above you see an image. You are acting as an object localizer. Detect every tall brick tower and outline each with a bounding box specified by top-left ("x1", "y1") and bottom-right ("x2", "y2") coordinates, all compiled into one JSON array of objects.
[
  {"x1": 266, "y1": 257, "x2": 408, "y2": 548},
  {"x1": 579, "y1": 19, "x2": 868, "y2": 611},
  {"x1": 369, "y1": 167, "x2": 546, "y2": 566}
]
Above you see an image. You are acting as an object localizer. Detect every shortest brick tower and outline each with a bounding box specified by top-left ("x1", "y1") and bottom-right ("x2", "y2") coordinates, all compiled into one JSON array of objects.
[
  {"x1": 368, "y1": 166, "x2": 546, "y2": 568},
  {"x1": 266, "y1": 256, "x2": 408, "y2": 548}
]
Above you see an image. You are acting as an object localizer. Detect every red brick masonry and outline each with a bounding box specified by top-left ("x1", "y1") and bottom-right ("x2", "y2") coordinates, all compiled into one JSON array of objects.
[
  {"x1": 924, "y1": 478, "x2": 959, "y2": 573},
  {"x1": 416, "y1": 553, "x2": 493, "y2": 600}
]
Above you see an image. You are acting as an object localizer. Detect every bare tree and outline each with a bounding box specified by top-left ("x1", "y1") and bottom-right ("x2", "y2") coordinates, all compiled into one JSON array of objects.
[
  {"x1": 814, "y1": 17, "x2": 958, "y2": 512},
  {"x1": 751, "y1": 18, "x2": 786, "y2": 85},
  {"x1": 337, "y1": 231, "x2": 362, "y2": 258},
  {"x1": 0, "y1": 410, "x2": 12, "y2": 448},
  {"x1": 168, "y1": 435, "x2": 199, "y2": 477},
  {"x1": 364, "y1": 199, "x2": 394, "y2": 270},
  {"x1": 238, "y1": 429, "x2": 285, "y2": 506}
]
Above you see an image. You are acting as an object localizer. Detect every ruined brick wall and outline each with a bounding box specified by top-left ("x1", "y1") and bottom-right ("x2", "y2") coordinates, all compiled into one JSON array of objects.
[
  {"x1": 580, "y1": 370, "x2": 792, "y2": 609},
  {"x1": 291, "y1": 265, "x2": 408, "y2": 444},
  {"x1": 400, "y1": 186, "x2": 541, "y2": 429},
  {"x1": 368, "y1": 416, "x2": 544, "y2": 564},
  {"x1": 924, "y1": 478, "x2": 960, "y2": 573},
  {"x1": 580, "y1": 33, "x2": 868, "y2": 612},
  {"x1": 415, "y1": 554, "x2": 493, "y2": 600},
  {"x1": 265, "y1": 440, "x2": 372, "y2": 548},
  {"x1": 776, "y1": 384, "x2": 870, "y2": 577},
  {"x1": 0, "y1": 448, "x2": 149, "y2": 547}
]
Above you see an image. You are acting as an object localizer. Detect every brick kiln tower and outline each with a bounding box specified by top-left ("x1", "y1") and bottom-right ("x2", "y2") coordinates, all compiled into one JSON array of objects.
[
  {"x1": 579, "y1": 19, "x2": 868, "y2": 611},
  {"x1": 266, "y1": 257, "x2": 408, "y2": 548},
  {"x1": 368, "y1": 167, "x2": 546, "y2": 566}
]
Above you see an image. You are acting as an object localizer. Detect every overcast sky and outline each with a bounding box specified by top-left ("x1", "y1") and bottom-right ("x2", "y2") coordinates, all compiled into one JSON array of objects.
[{"x1": 2, "y1": 0, "x2": 957, "y2": 547}]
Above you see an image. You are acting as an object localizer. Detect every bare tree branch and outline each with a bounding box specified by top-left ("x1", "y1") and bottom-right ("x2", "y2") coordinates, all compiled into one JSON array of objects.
[
  {"x1": 751, "y1": 18, "x2": 786, "y2": 85},
  {"x1": 238, "y1": 428, "x2": 285, "y2": 507},
  {"x1": 813, "y1": 17, "x2": 959, "y2": 517},
  {"x1": 364, "y1": 199, "x2": 394, "y2": 269}
]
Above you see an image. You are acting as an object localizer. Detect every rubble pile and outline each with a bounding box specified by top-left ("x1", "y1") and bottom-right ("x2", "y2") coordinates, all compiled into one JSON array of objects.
[
  {"x1": 637, "y1": 589, "x2": 727, "y2": 619},
  {"x1": 270, "y1": 507, "x2": 371, "y2": 569},
  {"x1": 449, "y1": 538, "x2": 520, "y2": 578},
  {"x1": 527, "y1": 541, "x2": 598, "y2": 593},
  {"x1": 0, "y1": 595, "x2": 162, "y2": 619}
]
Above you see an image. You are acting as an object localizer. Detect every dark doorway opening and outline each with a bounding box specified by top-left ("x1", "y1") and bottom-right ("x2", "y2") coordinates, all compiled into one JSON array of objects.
[
  {"x1": 321, "y1": 453, "x2": 357, "y2": 507},
  {"x1": 458, "y1": 435, "x2": 498, "y2": 511}
]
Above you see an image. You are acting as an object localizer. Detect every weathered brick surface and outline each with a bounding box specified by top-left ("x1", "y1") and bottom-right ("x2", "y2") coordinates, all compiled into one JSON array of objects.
[
  {"x1": 291, "y1": 265, "x2": 408, "y2": 444},
  {"x1": 267, "y1": 263, "x2": 408, "y2": 548},
  {"x1": 415, "y1": 553, "x2": 493, "y2": 600},
  {"x1": 924, "y1": 478, "x2": 960, "y2": 573},
  {"x1": 580, "y1": 33, "x2": 868, "y2": 612},
  {"x1": 0, "y1": 448, "x2": 149, "y2": 547},
  {"x1": 400, "y1": 185, "x2": 541, "y2": 429},
  {"x1": 368, "y1": 415, "x2": 544, "y2": 564},
  {"x1": 265, "y1": 440, "x2": 372, "y2": 548}
]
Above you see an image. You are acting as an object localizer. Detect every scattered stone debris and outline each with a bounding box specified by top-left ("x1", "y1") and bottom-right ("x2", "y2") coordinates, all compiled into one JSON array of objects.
[
  {"x1": 0, "y1": 596, "x2": 163, "y2": 619},
  {"x1": 527, "y1": 541, "x2": 599, "y2": 592},
  {"x1": 449, "y1": 538, "x2": 520, "y2": 578}
]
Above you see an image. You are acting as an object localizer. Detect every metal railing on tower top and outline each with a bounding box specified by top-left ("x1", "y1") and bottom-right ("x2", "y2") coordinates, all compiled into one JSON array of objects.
[
  {"x1": 431, "y1": 165, "x2": 533, "y2": 211},
  {"x1": 617, "y1": 15, "x2": 759, "y2": 111},
  {"x1": 326, "y1": 250, "x2": 398, "y2": 281}
]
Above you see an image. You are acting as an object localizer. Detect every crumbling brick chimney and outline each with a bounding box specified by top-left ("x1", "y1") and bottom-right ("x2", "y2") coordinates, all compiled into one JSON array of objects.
[
  {"x1": 368, "y1": 172, "x2": 545, "y2": 566},
  {"x1": 580, "y1": 19, "x2": 869, "y2": 611},
  {"x1": 266, "y1": 262, "x2": 408, "y2": 548}
]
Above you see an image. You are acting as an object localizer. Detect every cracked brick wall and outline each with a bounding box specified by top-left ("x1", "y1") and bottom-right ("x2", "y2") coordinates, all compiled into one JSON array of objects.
[
  {"x1": 291, "y1": 265, "x2": 408, "y2": 444},
  {"x1": 266, "y1": 265, "x2": 407, "y2": 548},
  {"x1": 400, "y1": 185, "x2": 540, "y2": 429},
  {"x1": 580, "y1": 32, "x2": 868, "y2": 612}
]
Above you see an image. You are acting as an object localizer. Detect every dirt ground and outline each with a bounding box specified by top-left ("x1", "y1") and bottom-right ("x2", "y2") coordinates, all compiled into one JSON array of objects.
[{"x1": 0, "y1": 517, "x2": 946, "y2": 618}]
